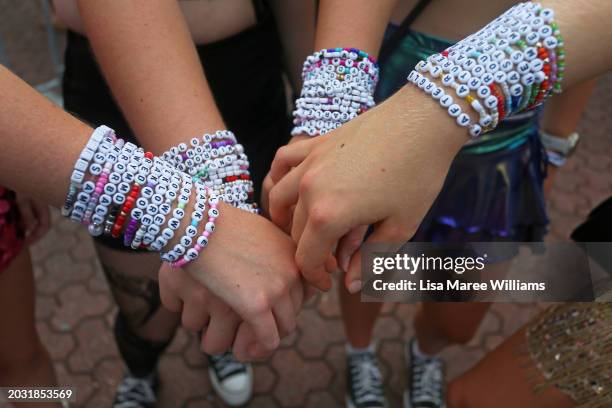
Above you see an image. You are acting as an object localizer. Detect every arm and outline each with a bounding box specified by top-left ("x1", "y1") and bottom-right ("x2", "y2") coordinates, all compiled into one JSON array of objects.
[
  {"x1": 76, "y1": 0, "x2": 225, "y2": 153},
  {"x1": 540, "y1": 79, "x2": 596, "y2": 192},
  {"x1": 0, "y1": 63, "x2": 301, "y2": 360},
  {"x1": 315, "y1": 0, "x2": 398, "y2": 56},
  {"x1": 268, "y1": 0, "x2": 316, "y2": 93},
  {"x1": 268, "y1": 0, "x2": 612, "y2": 291}
]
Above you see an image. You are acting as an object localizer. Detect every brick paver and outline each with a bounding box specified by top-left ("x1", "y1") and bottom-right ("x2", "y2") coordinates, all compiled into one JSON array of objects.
[{"x1": 2, "y1": 3, "x2": 612, "y2": 407}]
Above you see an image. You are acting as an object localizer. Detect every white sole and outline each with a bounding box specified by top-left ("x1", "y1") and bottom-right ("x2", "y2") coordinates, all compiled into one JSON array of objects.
[
  {"x1": 208, "y1": 364, "x2": 253, "y2": 407},
  {"x1": 345, "y1": 393, "x2": 388, "y2": 408}
]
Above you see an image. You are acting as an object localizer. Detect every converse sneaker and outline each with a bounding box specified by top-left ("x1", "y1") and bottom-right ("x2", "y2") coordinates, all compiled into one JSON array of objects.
[
  {"x1": 113, "y1": 372, "x2": 158, "y2": 408},
  {"x1": 404, "y1": 339, "x2": 445, "y2": 408},
  {"x1": 208, "y1": 352, "x2": 253, "y2": 406},
  {"x1": 346, "y1": 344, "x2": 387, "y2": 408}
]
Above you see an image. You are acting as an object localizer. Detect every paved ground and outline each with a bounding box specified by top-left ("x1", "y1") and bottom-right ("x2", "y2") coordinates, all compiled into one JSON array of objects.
[{"x1": 1, "y1": 2, "x2": 612, "y2": 407}]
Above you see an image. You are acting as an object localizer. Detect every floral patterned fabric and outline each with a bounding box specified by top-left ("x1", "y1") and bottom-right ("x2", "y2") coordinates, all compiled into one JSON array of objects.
[{"x1": 0, "y1": 186, "x2": 24, "y2": 272}]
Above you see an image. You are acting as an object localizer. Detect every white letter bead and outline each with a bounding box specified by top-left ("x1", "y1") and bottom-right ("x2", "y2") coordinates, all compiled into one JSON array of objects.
[
  {"x1": 205, "y1": 222, "x2": 215, "y2": 233},
  {"x1": 440, "y1": 95, "x2": 454, "y2": 108},
  {"x1": 186, "y1": 249, "x2": 199, "y2": 260},
  {"x1": 162, "y1": 228, "x2": 174, "y2": 240},
  {"x1": 197, "y1": 236, "x2": 209, "y2": 247},
  {"x1": 180, "y1": 236, "x2": 192, "y2": 247},
  {"x1": 448, "y1": 104, "x2": 462, "y2": 117},
  {"x1": 469, "y1": 124, "x2": 483, "y2": 138},
  {"x1": 186, "y1": 225, "x2": 198, "y2": 237},
  {"x1": 456, "y1": 113, "x2": 471, "y2": 127},
  {"x1": 173, "y1": 208, "x2": 185, "y2": 219}
]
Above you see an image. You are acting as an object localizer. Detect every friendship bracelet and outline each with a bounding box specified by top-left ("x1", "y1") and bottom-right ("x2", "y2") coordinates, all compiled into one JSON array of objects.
[
  {"x1": 62, "y1": 126, "x2": 114, "y2": 219},
  {"x1": 171, "y1": 187, "x2": 219, "y2": 268},
  {"x1": 292, "y1": 48, "x2": 379, "y2": 137},
  {"x1": 407, "y1": 2, "x2": 564, "y2": 139}
]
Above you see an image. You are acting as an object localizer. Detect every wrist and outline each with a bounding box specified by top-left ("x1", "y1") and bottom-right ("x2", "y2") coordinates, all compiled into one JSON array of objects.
[{"x1": 387, "y1": 85, "x2": 466, "y2": 161}]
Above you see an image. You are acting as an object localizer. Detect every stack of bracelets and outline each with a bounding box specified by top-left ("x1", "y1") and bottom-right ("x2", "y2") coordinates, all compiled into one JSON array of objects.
[
  {"x1": 292, "y1": 47, "x2": 380, "y2": 136},
  {"x1": 62, "y1": 126, "x2": 257, "y2": 268},
  {"x1": 407, "y1": 1, "x2": 564, "y2": 138}
]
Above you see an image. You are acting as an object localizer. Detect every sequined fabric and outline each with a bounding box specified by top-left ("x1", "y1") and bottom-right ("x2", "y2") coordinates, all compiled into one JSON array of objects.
[
  {"x1": 527, "y1": 303, "x2": 612, "y2": 407},
  {"x1": 0, "y1": 186, "x2": 25, "y2": 272}
]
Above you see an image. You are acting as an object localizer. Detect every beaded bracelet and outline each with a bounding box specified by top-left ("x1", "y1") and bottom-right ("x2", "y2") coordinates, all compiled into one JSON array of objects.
[
  {"x1": 292, "y1": 48, "x2": 379, "y2": 137},
  {"x1": 407, "y1": 2, "x2": 564, "y2": 139},
  {"x1": 171, "y1": 187, "x2": 219, "y2": 268},
  {"x1": 62, "y1": 126, "x2": 114, "y2": 219}
]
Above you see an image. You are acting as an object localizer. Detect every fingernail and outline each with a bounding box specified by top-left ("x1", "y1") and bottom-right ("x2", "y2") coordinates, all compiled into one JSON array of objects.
[{"x1": 348, "y1": 280, "x2": 362, "y2": 294}]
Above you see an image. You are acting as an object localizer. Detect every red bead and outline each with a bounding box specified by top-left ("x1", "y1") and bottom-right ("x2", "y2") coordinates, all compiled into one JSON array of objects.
[
  {"x1": 144, "y1": 151, "x2": 153, "y2": 159},
  {"x1": 442, "y1": 50, "x2": 449, "y2": 57}
]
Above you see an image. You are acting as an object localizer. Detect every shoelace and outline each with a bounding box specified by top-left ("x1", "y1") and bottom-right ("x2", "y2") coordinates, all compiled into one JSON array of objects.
[
  {"x1": 412, "y1": 357, "x2": 444, "y2": 404},
  {"x1": 210, "y1": 352, "x2": 246, "y2": 379},
  {"x1": 114, "y1": 376, "x2": 156, "y2": 408},
  {"x1": 349, "y1": 353, "x2": 385, "y2": 405}
]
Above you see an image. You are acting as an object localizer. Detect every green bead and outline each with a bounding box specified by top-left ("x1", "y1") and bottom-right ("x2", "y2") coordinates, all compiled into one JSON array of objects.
[{"x1": 178, "y1": 203, "x2": 185, "y2": 209}]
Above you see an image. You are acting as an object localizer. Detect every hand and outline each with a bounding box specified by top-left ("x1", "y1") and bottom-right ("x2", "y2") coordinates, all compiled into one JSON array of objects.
[
  {"x1": 15, "y1": 194, "x2": 51, "y2": 245},
  {"x1": 183, "y1": 203, "x2": 305, "y2": 360},
  {"x1": 267, "y1": 86, "x2": 465, "y2": 292},
  {"x1": 261, "y1": 135, "x2": 310, "y2": 218},
  {"x1": 159, "y1": 263, "x2": 260, "y2": 361}
]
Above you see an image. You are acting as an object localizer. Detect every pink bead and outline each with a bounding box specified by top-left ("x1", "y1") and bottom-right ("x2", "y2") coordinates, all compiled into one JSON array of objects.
[
  {"x1": 194, "y1": 244, "x2": 202, "y2": 251},
  {"x1": 95, "y1": 187, "x2": 103, "y2": 194},
  {"x1": 209, "y1": 217, "x2": 214, "y2": 222},
  {"x1": 203, "y1": 231, "x2": 210, "y2": 237}
]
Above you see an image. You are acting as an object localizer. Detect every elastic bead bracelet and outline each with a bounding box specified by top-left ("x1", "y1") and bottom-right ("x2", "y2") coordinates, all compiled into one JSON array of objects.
[
  {"x1": 149, "y1": 164, "x2": 183, "y2": 253},
  {"x1": 171, "y1": 187, "x2": 219, "y2": 268},
  {"x1": 63, "y1": 126, "x2": 114, "y2": 218},
  {"x1": 112, "y1": 152, "x2": 152, "y2": 238},
  {"x1": 159, "y1": 173, "x2": 193, "y2": 262},
  {"x1": 169, "y1": 182, "x2": 208, "y2": 265},
  {"x1": 408, "y1": 70, "x2": 482, "y2": 138}
]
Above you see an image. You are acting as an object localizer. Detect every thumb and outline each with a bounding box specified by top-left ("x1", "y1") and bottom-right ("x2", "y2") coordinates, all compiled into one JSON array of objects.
[{"x1": 345, "y1": 218, "x2": 413, "y2": 294}]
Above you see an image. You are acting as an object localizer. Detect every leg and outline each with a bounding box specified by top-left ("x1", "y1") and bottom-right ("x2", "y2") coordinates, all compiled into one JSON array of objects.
[
  {"x1": 413, "y1": 260, "x2": 511, "y2": 354},
  {"x1": 339, "y1": 274, "x2": 383, "y2": 348},
  {"x1": 94, "y1": 243, "x2": 179, "y2": 373},
  {"x1": 446, "y1": 326, "x2": 575, "y2": 408},
  {"x1": 340, "y1": 273, "x2": 387, "y2": 408},
  {"x1": 414, "y1": 302, "x2": 491, "y2": 355},
  {"x1": 0, "y1": 249, "x2": 58, "y2": 408}
]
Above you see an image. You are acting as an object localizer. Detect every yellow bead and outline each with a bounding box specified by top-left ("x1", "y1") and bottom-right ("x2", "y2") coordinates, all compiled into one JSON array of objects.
[{"x1": 466, "y1": 95, "x2": 475, "y2": 103}]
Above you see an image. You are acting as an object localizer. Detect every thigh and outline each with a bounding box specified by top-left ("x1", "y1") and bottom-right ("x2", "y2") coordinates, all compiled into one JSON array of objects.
[{"x1": 0, "y1": 249, "x2": 39, "y2": 362}]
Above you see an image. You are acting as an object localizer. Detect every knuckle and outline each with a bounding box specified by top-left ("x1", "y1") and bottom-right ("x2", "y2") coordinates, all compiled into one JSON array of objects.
[
  {"x1": 308, "y1": 202, "x2": 335, "y2": 229},
  {"x1": 273, "y1": 146, "x2": 289, "y2": 164},
  {"x1": 181, "y1": 314, "x2": 200, "y2": 332},
  {"x1": 246, "y1": 293, "x2": 271, "y2": 318}
]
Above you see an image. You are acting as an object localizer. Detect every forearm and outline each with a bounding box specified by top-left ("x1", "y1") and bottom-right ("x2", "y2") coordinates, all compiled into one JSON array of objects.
[
  {"x1": 540, "y1": 79, "x2": 596, "y2": 136},
  {"x1": 76, "y1": 0, "x2": 225, "y2": 154},
  {"x1": 397, "y1": 0, "x2": 612, "y2": 159},
  {"x1": 269, "y1": 0, "x2": 316, "y2": 92},
  {"x1": 315, "y1": 0, "x2": 397, "y2": 56},
  {"x1": 0, "y1": 65, "x2": 90, "y2": 207}
]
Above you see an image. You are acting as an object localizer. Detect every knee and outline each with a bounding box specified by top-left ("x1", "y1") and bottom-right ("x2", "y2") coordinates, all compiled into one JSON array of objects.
[{"x1": 437, "y1": 325, "x2": 478, "y2": 346}]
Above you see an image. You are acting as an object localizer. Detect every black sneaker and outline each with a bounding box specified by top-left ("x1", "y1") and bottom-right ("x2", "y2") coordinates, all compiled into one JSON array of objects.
[
  {"x1": 404, "y1": 339, "x2": 445, "y2": 408},
  {"x1": 346, "y1": 346, "x2": 387, "y2": 408},
  {"x1": 113, "y1": 372, "x2": 158, "y2": 408},
  {"x1": 207, "y1": 351, "x2": 253, "y2": 406}
]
